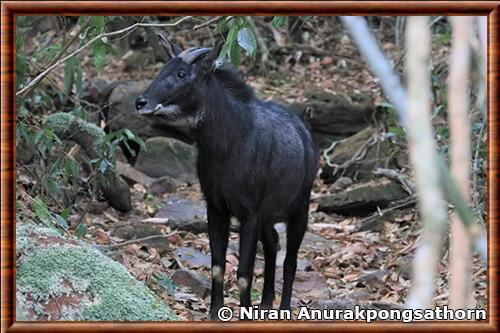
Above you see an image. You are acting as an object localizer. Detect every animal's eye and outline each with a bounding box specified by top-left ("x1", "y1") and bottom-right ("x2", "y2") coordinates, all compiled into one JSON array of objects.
[{"x1": 177, "y1": 71, "x2": 186, "y2": 79}]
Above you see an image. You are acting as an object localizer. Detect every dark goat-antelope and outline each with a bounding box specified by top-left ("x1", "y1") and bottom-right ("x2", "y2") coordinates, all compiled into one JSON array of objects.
[{"x1": 136, "y1": 34, "x2": 318, "y2": 319}]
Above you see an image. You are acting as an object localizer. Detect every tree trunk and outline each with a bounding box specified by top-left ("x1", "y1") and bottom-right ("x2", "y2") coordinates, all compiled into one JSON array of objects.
[
  {"x1": 404, "y1": 17, "x2": 449, "y2": 309},
  {"x1": 448, "y1": 16, "x2": 473, "y2": 309}
]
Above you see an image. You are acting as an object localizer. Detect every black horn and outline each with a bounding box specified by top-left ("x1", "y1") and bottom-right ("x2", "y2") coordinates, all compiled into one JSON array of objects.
[{"x1": 179, "y1": 47, "x2": 211, "y2": 64}]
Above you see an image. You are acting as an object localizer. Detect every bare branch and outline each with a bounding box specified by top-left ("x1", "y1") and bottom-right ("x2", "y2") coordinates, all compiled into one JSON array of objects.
[{"x1": 193, "y1": 16, "x2": 222, "y2": 30}]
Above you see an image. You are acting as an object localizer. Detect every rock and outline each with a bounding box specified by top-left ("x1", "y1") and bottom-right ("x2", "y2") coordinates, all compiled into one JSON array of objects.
[
  {"x1": 112, "y1": 223, "x2": 169, "y2": 253},
  {"x1": 122, "y1": 49, "x2": 158, "y2": 72},
  {"x1": 301, "y1": 232, "x2": 331, "y2": 253},
  {"x1": 80, "y1": 201, "x2": 109, "y2": 215},
  {"x1": 291, "y1": 90, "x2": 378, "y2": 148},
  {"x1": 16, "y1": 223, "x2": 176, "y2": 320},
  {"x1": 171, "y1": 269, "x2": 211, "y2": 298},
  {"x1": 113, "y1": 222, "x2": 165, "y2": 240},
  {"x1": 155, "y1": 195, "x2": 207, "y2": 233},
  {"x1": 116, "y1": 161, "x2": 153, "y2": 187},
  {"x1": 398, "y1": 257, "x2": 413, "y2": 280},
  {"x1": 81, "y1": 79, "x2": 119, "y2": 106},
  {"x1": 329, "y1": 176, "x2": 353, "y2": 192},
  {"x1": 107, "y1": 80, "x2": 194, "y2": 143},
  {"x1": 149, "y1": 176, "x2": 180, "y2": 195},
  {"x1": 276, "y1": 269, "x2": 330, "y2": 301},
  {"x1": 174, "y1": 247, "x2": 211, "y2": 269},
  {"x1": 16, "y1": 138, "x2": 36, "y2": 165},
  {"x1": 321, "y1": 126, "x2": 399, "y2": 183},
  {"x1": 314, "y1": 177, "x2": 408, "y2": 216},
  {"x1": 276, "y1": 250, "x2": 311, "y2": 271},
  {"x1": 135, "y1": 137, "x2": 197, "y2": 182},
  {"x1": 80, "y1": 79, "x2": 120, "y2": 125},
  {"x1": 356, "y1": 269, "x2": 390, "y2": 289}
]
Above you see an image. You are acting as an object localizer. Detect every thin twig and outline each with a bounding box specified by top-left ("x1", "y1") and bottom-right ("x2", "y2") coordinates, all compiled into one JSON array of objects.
[
  {"x1": 44, "y1": 24, "x2": 83, "y2": 70},
  {"x1": 357, "y1": 195, "x2": 417, "y2": 226},
  {"x1": 97, "y1": 233, "x2": 176, "y2": 250},
  {"x1": 16, "y1": 16, "x2": 193, "y2": 97},
  {"x1": 373, "y1": 167, "x2": 415, "y2": 195},
  {"x1": 193, "y1": 16, "x2": 222, "y2": 30}
]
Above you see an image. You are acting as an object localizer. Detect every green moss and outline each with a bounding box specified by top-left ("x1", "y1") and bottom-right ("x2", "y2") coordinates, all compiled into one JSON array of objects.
[
  {"x1": 17, "y1": 243, "x2": 176, "y2": 320},
  {"x1": 16, "y1": 223, "x2": 61, "y2": 257},
  {"x1": 44, "y1": 112, "x2": 75, "y2": 132},
  {"x1": 44, "y1": 112, "x2": 105, "y2": 141}
]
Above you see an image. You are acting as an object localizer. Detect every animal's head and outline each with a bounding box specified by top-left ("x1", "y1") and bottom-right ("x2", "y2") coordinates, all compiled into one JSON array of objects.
[{"x1": 135, "y1": 34, "x2": 222, "y2": 126}]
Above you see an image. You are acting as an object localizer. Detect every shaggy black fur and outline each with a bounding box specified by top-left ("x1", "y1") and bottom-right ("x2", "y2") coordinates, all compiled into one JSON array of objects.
[{"x1": 137, "y1": 41, "x2": 319, "y2": 319}]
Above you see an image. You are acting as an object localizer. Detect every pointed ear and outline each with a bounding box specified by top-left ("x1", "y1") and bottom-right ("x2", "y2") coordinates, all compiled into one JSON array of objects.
[
  {"x1": 157, "y1": 33, "x2": 182, "y2": 60},
  {"x1": 202, "y1": 42, "x2": 224, "y2": 71}
]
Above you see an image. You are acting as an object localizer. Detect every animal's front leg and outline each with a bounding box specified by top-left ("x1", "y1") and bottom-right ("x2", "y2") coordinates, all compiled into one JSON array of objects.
[
  {"x1": 207, "y1": 201, "x2": 230, "y2": 320},
  {"x1": 237, "y1": 214, "x2": 260, "y2": 308}
]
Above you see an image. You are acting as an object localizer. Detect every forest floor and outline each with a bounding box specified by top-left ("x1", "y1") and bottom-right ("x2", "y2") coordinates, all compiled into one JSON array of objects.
[
  {"x1": 84, "y1": 21, "x2": 486, "y2": 320},
  {"x1": 17, "y1": 17, "x2": 487, "y2": 320}
]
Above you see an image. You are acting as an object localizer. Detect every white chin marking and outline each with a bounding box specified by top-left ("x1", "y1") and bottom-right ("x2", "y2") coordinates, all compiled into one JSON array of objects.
[{"x1": 154, "y1": 104, "x2": 181, "y2": 115}]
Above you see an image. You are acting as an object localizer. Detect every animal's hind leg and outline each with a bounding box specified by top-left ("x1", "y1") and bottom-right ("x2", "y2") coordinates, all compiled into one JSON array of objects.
[
  {"x1": 280, "y1": 203, "x2": 308, "y2": 310},
  {"x1": 260, "y1": 226, "x2": 278, "y2": 309},
  {"x1": 237, "y1": 214, "x2": 260, "y2": 308}
]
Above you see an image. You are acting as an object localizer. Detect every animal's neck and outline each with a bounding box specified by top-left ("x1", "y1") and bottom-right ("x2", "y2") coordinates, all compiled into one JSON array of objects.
[{"x1": 194, "y1": 75, "x2": 253, "y2": 156}]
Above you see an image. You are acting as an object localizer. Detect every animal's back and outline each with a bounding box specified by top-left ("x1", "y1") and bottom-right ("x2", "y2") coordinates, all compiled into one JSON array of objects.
[{"x1": 218, "y1": 99, "x2": 318, "y2": 220}]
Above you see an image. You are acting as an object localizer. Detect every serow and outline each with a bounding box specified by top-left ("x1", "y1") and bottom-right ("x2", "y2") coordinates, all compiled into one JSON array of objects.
[{"x1": 136, "y1": 34, "x2": 319, "y2": 319}]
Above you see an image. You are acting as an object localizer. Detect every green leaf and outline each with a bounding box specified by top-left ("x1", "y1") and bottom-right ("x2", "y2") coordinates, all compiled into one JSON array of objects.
[
  {"x1": 92, "y1": 41, "x2": 107, "y2": 75},
  {"x1": 54, "y1": 214, "x2": 69, "y2": 230},
  {"x1": 237, "y1": 27, "x2": 257, "y2": 58},
  {"x1": 33, "y1": 196, "x2": 53, "y2": 227},
  {"x1": 271, "y1": 16, "x2": 285, "y2": 29},
  {"x1": 75, "y1": 222, "x2": 88, "y2": 238},
  {"x1": 60, "y1": 207, "x2": 71, "y2": 220},
  {"x1": 127, "y1": 134, "x2": 146, "y2": 151},
  {"x1": 227, "y1": 24, "x2": 239, "y2": 42},
  {"x1": 215, "y1": 42, "x2": 230, "y2": 68},
  {"x1": 16, "y1": 52, "x2": 27, "y2": 90},
  {"x1": 151, "y1": 272, "x2": 176, "y2": 296},
  {"x1": 75, "y1": 62, "x2": 83, "y2": 95},
  {"x1": 388, "y1": 126, "x2": 406, "y2": 139},
  {"x1": 229, "y1": 40, "x2": 241, "y2": 67},
  {"x1": 34, "y1": 130, "x2": 43, "y2": 145},
  {"x1": 64, "y1": 156, "x2": 79, "y2": 182},
  {"x1": 43, "y1": 176, "x2": 59, "y2": 195},
  {"x1": 217, "y1": 17, "x2": 228, "y2": 32},
  {"x1": 64, "y1": 56, "x2": 75, "y2": 95}
]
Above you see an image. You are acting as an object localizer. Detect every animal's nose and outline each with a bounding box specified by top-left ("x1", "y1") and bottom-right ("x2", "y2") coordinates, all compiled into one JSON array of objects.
[{"x1": 135, "y1": 96, "x2": 148, "y2": 111}]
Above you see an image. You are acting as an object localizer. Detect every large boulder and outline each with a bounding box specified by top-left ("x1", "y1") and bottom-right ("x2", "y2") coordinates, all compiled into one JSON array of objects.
[
  {"x1": 154, "y1": 195, "x2": 207, "y2": 233},
  {"x1": 107, "y1": 80, "x2": 194, "y2": 143},
  {"x1": 16, "y1": 223, "x2": 177, "y2": 321},
  {"x1": 313, "y1": 177, "x2": 407, "y2": 216},
  {"x1": 135, "y1": 137, "x2": 197, "y2": 183},
  {"x1": 291, "y1": 90, "x2": 379, "y2": 148},
  {"x1": 320, "y1": 126, "x2": 401, "y2": 184}
]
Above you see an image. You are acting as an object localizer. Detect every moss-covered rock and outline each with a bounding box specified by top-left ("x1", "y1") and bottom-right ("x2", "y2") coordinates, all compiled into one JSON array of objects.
[{"x1": 16, "y1": 223, "x2": 176, "y2": 321}]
